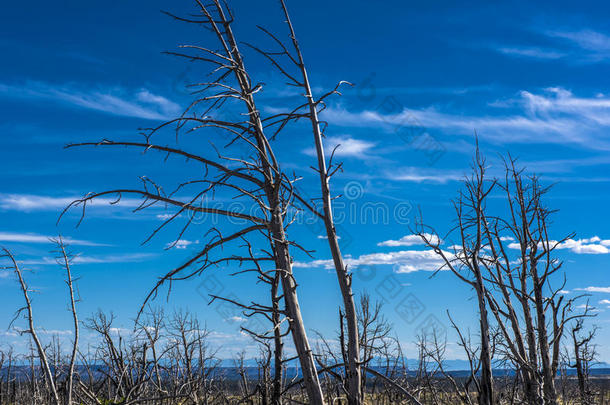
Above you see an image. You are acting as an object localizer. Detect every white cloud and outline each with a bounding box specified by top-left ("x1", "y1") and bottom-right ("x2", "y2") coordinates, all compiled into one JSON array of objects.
[
  {"x1": 166, "y1": 239, "x2": 198, "y2": 250},
  {"x1": 599, "y1": 299, "x2": 610, "y2": 305},
  {"x1": 321, "y1": 88, "x2": 610, "y2": 150},
  {"x1": 207, "y1": 331, "x2": 249, "y2": 342},
  {"x1": 494, "y1": 29, "x2": 610, "y2": 63},
  {"x1": 21, "y1": 253, "x2": 156, "y2": 265},
  {"x1": 558, "y1": 290, "x2": 570, "y2": 295},
  {"x1": 497, "y1": 46, "x2": 566, "y2": 60},
  {"x1": 0, "y1": 81, "x2": 180, "y2": 120},
  {"x1": 575, "y1": 286, "x2": 610, "y2": 294},
  {"x1": 157, "y1": 213, "x2": 177, "y2": 221},
  {"x1": 303, "y1": 136, "x2": 375, "y2": 158},
  {"x1": 0, "y1": 194, "x2": 75, "y2": 211},
  {"x1": 378, "y1": 233, "x2": 441, "y2": 247},
  {"x1": 0, "y1": 193, "x2": 142, "y2": 212},
  {"x1": 566, "y1": 243, "x2": 609, "y2": 254},
  {"x1": 576, "y1": 304, "x2": 598, "y2": 311},
  {"x1": 39, "y1": 329, "x2": 73, "y2": 336},
  {"x1": 545, "y1": 29, "x2": 610, "y2": 61},
  {"x1": 387, "y1": 167, "x2": 463, "y2": 183},
  {"x1": 109, "y1": 327, "x2": 132, "y2": 336},
  {"x1": 0, "y1": 232, "x2": 108, "y2": 246},
  {"x1": 295, "y1": 249, "x2": 450, "y2": 274},
  {"x1": 556, "y1": 237, "x2": 609, "y2": 254},
  {"x1": 508, "y1": 236, "x2": 610, "y2": 254}
]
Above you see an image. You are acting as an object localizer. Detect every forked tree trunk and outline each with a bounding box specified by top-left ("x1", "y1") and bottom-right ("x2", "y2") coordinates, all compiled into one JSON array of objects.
[
  {"x1": 271, "y1": 220, "x2": 325, "y2": 404},
  {"x1": 212, "y1": 3, "x2": 326, "y2": 401}
]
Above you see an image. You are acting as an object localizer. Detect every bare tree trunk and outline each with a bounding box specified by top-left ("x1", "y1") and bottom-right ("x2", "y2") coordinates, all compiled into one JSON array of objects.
[
  {"x1": 571, "y1": 319, "x2": 596, "y2": 405},
  {"x1": 271, "y1": 219, "x2": 325, "y2": 404},
  {"x1": 211, "y1": 3, "x2": 325, "y2": 400},
  {"x1": 56, "y1": 239, "x2": 79, "y2": 405},
  {"x1": 3, "y1": 249, "x2": 60, "y2": 405},
  {"x1": 278, "y1": 2, "x2": 361, "y2": 403},
  {"x1": 271, "y1": 272, "x2": 284, "y2": 405},
  {"x1": 532, "y1": 269, "x2": 558, "y2": 405}
]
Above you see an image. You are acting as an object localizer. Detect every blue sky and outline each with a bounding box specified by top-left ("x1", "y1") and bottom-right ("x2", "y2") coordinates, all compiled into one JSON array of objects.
[{"x1": 1, "y1": 0, "x2": 610, "y2": 361}]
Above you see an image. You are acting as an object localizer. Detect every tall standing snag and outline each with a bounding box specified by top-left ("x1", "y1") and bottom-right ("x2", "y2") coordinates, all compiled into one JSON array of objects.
[
  {"x1": 279, "y1": 2, "x2": 362, "y2": 403},
  {"x1": 247, "y1": 2, "x2": 363, "y2": 402},
  {"x1": 64, "y1": 1, "x2": 326, "y2": 403},
  {"x1": 417, "y1": 150, "x2": 594, "y2": 405},
  {"x1": 415, "y1": 149, "x2": 496, "y2": 405},
  {"x1": 53, "y1": 238, "x2": 80, "y2": 405},
  {"x1": 2, "y1": 248, "x2": 60, "y2": 405}
]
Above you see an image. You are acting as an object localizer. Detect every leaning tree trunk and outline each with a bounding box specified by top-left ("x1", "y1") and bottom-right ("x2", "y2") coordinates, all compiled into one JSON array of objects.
[
  {"x1": 278, "y1": 2, "x2": 362, "y2": 403},
  {"x1": 269, "y1": 209, "x2": 326, "y2": 404},
  {"x1": 214, "y1": 3, "x2": 326, "y2": 402}
]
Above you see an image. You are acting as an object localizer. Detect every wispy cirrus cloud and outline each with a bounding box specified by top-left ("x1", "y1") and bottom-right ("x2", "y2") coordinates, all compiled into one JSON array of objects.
[
  {"x1": 496, "y1": 46, "x2": 566, "y2": 60},
  {"x1": 166, "y1": 239, "x2": 198, "y2": 250},
  {"x1": 322, "y1": 87, "x2": 610, "y2": 150},
  {"x1": 303, "y1": 136, "x2": 375, "y2": 158},
  {"x1": 20, "y1": 252, "x2": 156, "y2": 265},
  {"x1": 0, "y1": 193, "x2": 142, "y2": 212},
  {"x1": 0, "y1": 232, "x2": 109, "y2": 246},
  {"x1": 544, "y1": 29, "x2": 610, "y2": 62},
  {"x1": 0, "y1": 81, "x2": 180, "y2": 120},
  {"x1": 489, "y1": 27, "x2": 610, "y2": 63},
  {"x1": 386, "y1": 166, "x2": 464, "y2": 183}
]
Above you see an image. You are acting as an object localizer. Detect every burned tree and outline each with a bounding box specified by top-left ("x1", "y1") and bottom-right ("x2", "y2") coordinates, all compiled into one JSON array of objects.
[
  {"x1": 243, "y1": 1, "x2": 363, "y2": 401},
  {"x1": 415, "y1": 149, "x2": 497, "y2": 405},
  {"x1": 63, "y1": 1, "x2": 327, "y2": 402},
  {"x1": 2, "y1": 249, "x2": 61, "y2": 405},
  {"x1": 478, "y1": 158, "x2": 591, "y2": 405},
  {"x1": 570, "y1": 318, "x2": 598, "y2": 404},
  {"x1": 279, "y1": 3, "x2": 362, "y2": 403},
  {"x1": 417, "y1": 149, "x2": 594, "y2": 405},
  {"x1": 2, "y1": 239, "x2": 80, "y2": 405}
]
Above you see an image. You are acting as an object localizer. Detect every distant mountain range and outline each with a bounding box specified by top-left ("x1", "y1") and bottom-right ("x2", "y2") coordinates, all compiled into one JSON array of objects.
[
  {"x1": 218, "y1": 357, "x2": 610, "y2": 372},
  {"x1": 2, "y1": 358, "x2": 609, "y2": 382}
]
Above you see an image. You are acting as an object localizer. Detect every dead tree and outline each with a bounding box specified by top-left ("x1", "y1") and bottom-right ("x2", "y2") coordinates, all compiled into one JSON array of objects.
[
  {"x1": 418, "y1": 149, "x2": 593, "y2": 405},
  {"x1": 4, "y1": 240, "x2": 81, "y2": 405},
  {"x1": 2, "y1": 248, "x2": 60, "y2": 405},
  {"x1": 356, "y1": 294, "x2": 392, "y2": 397},
  {"x1": 63, "y1": 1, "x2": 326, "y2": 402},
  {"x1": 134, "y1": 307, "x2": 167, "y2": 397},
  {"x1": 415, "y1": 148, "x2": 497, "y2": 405},
  {"x1": 231, "y1": 2, "x2": 363, "y2": 399},
  {"x1": 209, "y1": 238, "x2": 287, "y2": 405},
  {"x1": 269, "y1": 2, "x2": 362, "y2": 403},
  {"x1": 53, "y1": 238, "x2": 80, "y2": 405},
  {"x1": 479, "y1": 158, "x2": 592, "y2": 405},
  {"x1": 570, "y1": 318, "x2": 598, "y2": 405}
]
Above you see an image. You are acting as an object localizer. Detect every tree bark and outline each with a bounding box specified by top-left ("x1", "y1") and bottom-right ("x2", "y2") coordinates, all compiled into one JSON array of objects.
[{"x1": 278, "y1": 2, "x2": 362, "y2": 403}]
